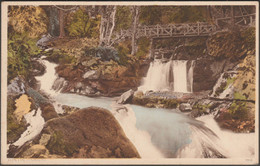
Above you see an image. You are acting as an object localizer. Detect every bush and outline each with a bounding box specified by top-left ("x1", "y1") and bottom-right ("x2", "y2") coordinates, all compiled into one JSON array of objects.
[
  {"x1": 229, "y1": 101, "x2": 249, "y2": 120},
  {"x1": 83, "y1": 46, "x2": 129, "y2": 65},
  {"x1": 8, "y1": 6, "x2": 48, "y2": 38},
  {"x1": 8, "y1": 32, "x2": 42, "y2": 82},
  {"x1": 136, "y1": 37, "x2": 150, "y2": 59}
]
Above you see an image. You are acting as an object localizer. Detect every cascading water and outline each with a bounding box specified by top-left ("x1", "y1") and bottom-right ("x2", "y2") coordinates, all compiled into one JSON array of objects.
[
  {"x1": 173, "y1": 60, "x2": 188, "y2": 92},
  {"x1": 138, "y1": 59, "x2": 194, "y2": 93},
  {"x1": 15, "y1": 57, "x2": 255, "y2": 160}
]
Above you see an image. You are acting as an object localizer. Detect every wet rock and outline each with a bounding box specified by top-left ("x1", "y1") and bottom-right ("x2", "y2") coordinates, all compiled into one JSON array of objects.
[
  {"x1": 36, "y1": 34, "x2": 54, "y2": 50},
  {"x1": 30, "y1": 60, "x2": 46, "y2": 76},
  {"x1": 52, "y1": 77, "x2": 67, "y2": 92},
  {"x1": 83, "y1": 70, "x2": 99, "y2": 80},
  {"x1": 39, "y1": 107, "x2": 140, "y2": 158},
  {"x1": 117, "y1": 89, "x2": 134, "y2": 104},
  {"x1": 81, "y1": 86, "x2": 96, "y2": 95},
  {"x1": 179, "y1": 103, "x2": 192, "y2": 112}
]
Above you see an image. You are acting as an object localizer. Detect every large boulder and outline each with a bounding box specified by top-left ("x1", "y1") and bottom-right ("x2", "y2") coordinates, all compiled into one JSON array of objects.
[{"x1": 25, "y1": 107, "x2": 140, "y2": 158}]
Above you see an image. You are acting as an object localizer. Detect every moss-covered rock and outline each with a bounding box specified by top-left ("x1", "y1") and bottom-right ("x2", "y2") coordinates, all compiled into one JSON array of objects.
[
  {"x1": 215, "y1": 101, "x2": 255, "y2": 133},
  {"x1": 26, "y1": 107, "x2": 140, "y2": 158},
  {"x1": 132, "y1": 93, "x2": 179, "y2": 109}
]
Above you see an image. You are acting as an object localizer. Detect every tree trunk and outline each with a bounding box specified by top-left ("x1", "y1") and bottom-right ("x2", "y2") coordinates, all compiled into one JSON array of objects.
[
  {"x1": 131, "y1": 6, "x2": 140, "y2": 55},
  {"x1": 107, "y1": 6, "x2": 117, "y2": 46},
  {"x1": 99, "y1": 6, "x2": 106, "y2": 46},
  {"x1": 59, "y1": 8, "x2": 65, "y2": 38}
]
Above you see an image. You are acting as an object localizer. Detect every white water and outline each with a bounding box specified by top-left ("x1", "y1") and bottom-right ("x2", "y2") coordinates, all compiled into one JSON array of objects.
[
  {"x1": 13, "y1": 108, "x2": 45, "y2": 147},
  {"x1": 173, "y1": 60, "x2": 188, "y2": 92},
  {"x1": 35, "y1": 58, "x2": 59, "y2": 96},
  {"x1": 14, "y1": 58, "x2": 255, "y2": 159},
  {"x1": 196, "y1": 115, "x2": 255, "y2": 158},
  {"x1": 138, "y1": 60, "x2": 193, "y2": 93},
  {"x1": 10, "y1": 58, "x2": 62, "y2": 150}
]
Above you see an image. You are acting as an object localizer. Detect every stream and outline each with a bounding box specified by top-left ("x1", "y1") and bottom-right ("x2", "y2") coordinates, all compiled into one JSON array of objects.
[{"x1": 13, "y1": 58, "x2": 255, "y2": 159}]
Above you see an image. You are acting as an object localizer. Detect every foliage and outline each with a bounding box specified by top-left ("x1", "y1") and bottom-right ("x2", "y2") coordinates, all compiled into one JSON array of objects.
[
  {"x1": 234, "y1": 92, "x2": 247, "y2": 100},
  {"x1": 240, "y1": 27, "x2": 255, "y2": 51},
  {"x1": 7, "y1": 96, "x2": 27, "y2": 143},
  {"x1": 229, "y1": 101, "x2": 249, "y2": 119},
  {"x1": 44, "y1": 49, "x2": 77, "y2": 65},
  {"x1": 136, "y1": 37, "x2": 150, "y2": 59},
  {"x1": 139, "y1": 6, "x2": 208, "y2": 25},
  {"x1": 8, "y1": 32, "x2": 42, "y2": 82},
  {"x1": 132, "y1": 95, "x2": 179, "y2": 109},
  {"x1": 208, "y1": 27, "x2": 255, "y2": 61},
  {"x1": 115, "y1": 6, "x2": 132, "y2": 32},
  {"x1": 8, "y1": 6, "x2": 48, "y2": 38},
  {"x1": 66, "y1": 8, "x2": 100, "y2": 38},
  {"x1": 83, "y1": 46, "x2": 130, "y2": 65},
  {"x1": 192, "y1": 103, "x2": 211, "y2": 115}
]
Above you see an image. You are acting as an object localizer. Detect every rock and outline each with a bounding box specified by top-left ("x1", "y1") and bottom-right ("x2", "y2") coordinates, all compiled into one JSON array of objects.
[
  {"x1": 30, "y1": 60, "x2": 46, "y2": 76},
  {"x1": 38, "y1": 107, "x2": 140, "y2": 158},
  {"x1": 61, "y1": 105, "x2": 80, "y2": 116},
  {"x1": 36, "y1": 34, "x2": 54, "y2": 49},
  {"x1": 20, "y1": 144, "x2": 48, "y2": 158},
  {"x1": 39, "y1": 134, "x2": 51, "y2": 146},
  {"x1": 82, "y1": 58, "x2": 98, "y2": 67},
  {"x1": 116, "y1": 89, "x2": 134, "y2": 104},
  {"x1": 81, "y1": 86, "x2": 96, "y2": 95},
  {"x1": 40, "y1": 103, "x2": 58, "y2": 121},
  {"x1": 7, "y1": 76, "x2": 26, "y2": 95},
  {"x1": 52, "y1": 77, "x2": 66, "y2": 92},
  {"x1": 179, "y1": 103, "x2": 192, "y2": 112},
  {"x1": 83, "y1": 70, "x2": 99, "y2": 80},
  {"x1": 75, "y1": 82, "x2": 83, "y2": 89}
]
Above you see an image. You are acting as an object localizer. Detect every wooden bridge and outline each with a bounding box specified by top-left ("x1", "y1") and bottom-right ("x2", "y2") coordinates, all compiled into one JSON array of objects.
[{"x1": 112, "y1": 22, "x2": 217, "y2": 43}]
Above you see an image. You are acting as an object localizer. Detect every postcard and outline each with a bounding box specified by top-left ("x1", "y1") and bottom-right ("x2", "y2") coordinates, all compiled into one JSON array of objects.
[{"x1": 1, "y1": 1, "x2": 259, "y2": 165}]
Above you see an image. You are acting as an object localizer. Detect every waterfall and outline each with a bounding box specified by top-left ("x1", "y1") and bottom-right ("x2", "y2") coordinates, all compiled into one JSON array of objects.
[
  {"x1": 138, "y1": 60, "x2": 195, "y2": 93},
  {"x1": 173, "y1": 60, "x2": 188, "y2": 92}
]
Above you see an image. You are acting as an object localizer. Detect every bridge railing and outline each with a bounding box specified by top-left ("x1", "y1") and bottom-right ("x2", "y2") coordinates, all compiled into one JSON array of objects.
[
  {"x1": 111, "y1": 22, "x2": 217, "y2": 44},
  {"x1": 137, "y1": 22, "x2": 216, "y2": 38}
]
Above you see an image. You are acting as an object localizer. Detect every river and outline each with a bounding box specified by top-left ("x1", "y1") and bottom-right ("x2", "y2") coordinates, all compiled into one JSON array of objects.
[{"x1": 18, "y1": 58, "x2": 255, "y2": 159}]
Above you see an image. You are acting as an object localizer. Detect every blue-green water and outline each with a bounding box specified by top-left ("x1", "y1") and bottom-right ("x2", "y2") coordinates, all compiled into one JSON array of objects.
[{"x1": 55, "y1": 93, "x2": 192, "y2": 157}]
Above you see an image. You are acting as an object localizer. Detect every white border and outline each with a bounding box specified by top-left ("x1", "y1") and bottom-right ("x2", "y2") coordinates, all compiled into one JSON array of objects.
[{"x1": 1, "y1": 1, "x2": 259, "y2": 165}]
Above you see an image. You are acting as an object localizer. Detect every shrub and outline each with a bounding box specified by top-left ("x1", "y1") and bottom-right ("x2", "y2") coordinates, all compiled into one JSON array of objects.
[
  {"x1": 229, "y1": 101, "x2": 249, "y2": 120},
  {"x1": 8, "y1": 32, "x2": 42, "y2": 82}
]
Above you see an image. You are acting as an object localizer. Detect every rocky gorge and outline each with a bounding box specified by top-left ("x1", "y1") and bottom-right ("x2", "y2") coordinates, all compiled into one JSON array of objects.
[{"x1": 5, "y1": 5, "x2": 257, "y2": 161}]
